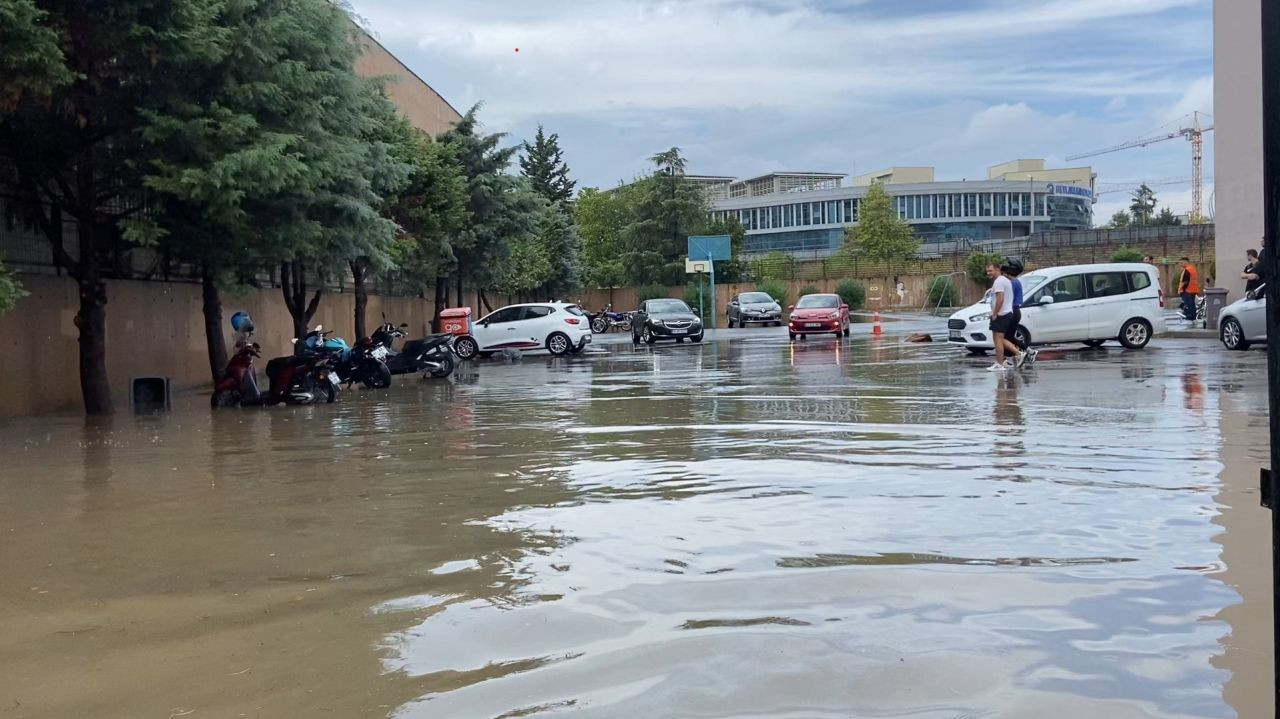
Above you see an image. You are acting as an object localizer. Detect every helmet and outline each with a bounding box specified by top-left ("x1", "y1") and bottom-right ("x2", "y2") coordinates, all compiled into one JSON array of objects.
[
  {"x1": 1001, "y1": 257, "x2": 1024, "y2": 276},
  {"x1": 230, "y1": 311, "x2": 254, "y2": 333}
]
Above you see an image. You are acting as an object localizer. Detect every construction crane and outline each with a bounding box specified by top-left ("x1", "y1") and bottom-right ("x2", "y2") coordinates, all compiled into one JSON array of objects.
[
  {"x1": 1066, "y1": 111, "x2": 1214, "y2": 222},
  {"x1": 1094, "y1": 177, "x2": 1199, "y2": 197}
]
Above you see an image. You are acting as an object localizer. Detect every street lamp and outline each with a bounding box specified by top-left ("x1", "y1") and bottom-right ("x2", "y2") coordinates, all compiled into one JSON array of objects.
[{"x1": 1028, "y1": 174, "x2": 1036, "y2": 236}]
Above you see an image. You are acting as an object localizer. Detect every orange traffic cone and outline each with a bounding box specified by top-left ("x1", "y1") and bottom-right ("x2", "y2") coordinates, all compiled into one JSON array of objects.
[{"x1": 872, "y1": 311, "x2": 883, "y2": 336}]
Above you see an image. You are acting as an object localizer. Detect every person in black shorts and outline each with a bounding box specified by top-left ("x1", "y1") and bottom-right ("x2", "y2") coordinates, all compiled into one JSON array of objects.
[{"x1": 1001, "y1": 259, "x2": 1036, "y2": 364}]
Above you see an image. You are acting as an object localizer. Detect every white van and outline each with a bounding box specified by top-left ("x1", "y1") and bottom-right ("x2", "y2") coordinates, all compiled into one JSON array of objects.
[{"x1": 947, "y1": 262, "x2": 1166, "y2": 353}]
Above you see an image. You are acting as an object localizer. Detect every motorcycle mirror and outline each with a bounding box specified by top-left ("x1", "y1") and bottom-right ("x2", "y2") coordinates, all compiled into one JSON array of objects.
[
  {"x1": 313, "y1": 324, "x2": 323, "y2": 332},
  {"x1": 400, "y1": 323, "x2": 409, "y2": 328}
]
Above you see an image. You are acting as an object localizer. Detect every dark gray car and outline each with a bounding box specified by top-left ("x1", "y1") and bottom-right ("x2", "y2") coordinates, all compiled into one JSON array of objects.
[
  {"x1": 632, "y1": 298, "x2": 704, "y2": 345},
  {"x1": 727, "y1": 292, "x2": 782, "y2": 327}
]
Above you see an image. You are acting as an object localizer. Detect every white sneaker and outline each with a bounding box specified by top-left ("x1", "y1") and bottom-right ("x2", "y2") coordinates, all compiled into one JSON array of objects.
[
  {"x1": 986, "y1": 363, "x2": 1008, "y2": 372},
  {"x1": 1014, "y1": 352, "x2": 1027, "y2": 369},
  {"x1": 1026, "y1": 349, "x2": 1038, "y2": 365}
]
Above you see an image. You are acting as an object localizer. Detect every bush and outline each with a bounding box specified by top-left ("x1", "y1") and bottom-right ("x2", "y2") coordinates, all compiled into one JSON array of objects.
[
  {"x1": 835, "y1": 279, "x2": 866, "y2": 310},
  {"x1": 798, "y1": 284, "x2": 820, "y2": 297},
  {"x1": 756, "y1": 279, "x2": 789, "y2": 308},
  {"x1": 965, "y1": 252, "x2": 1005, "y2": 287},
  {"x1": 682, "y1": 278, "x2": 712, "y2": 322},
  {"x1": 634, "y1": 284, "x2": 670, "y2": 305},
  {"x1": 926, "y1": 276, "x2": 958, "y2": 308},
  {"x1": 1111, "y1": 247, "x2": 1145, "y2": 263}
]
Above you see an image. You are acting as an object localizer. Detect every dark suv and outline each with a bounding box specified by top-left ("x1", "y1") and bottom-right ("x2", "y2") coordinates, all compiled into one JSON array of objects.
[{"x1": 632, "y1": 298, "x2": 705, "y2": 345}]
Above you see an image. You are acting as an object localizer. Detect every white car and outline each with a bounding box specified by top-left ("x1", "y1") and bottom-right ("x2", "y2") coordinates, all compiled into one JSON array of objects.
[
  {"x1": 452, "y1": 302, "x2": 593, "y2": 360},
  {"x1": 947, "y1": 262, "x2": 1166, "y2": 353},
  {"x1": 1219, "y1": 286, "x2": 1266, "y2": 350}
]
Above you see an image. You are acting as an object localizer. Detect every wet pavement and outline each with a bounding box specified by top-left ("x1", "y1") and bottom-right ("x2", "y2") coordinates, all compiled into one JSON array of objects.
[{"x1": 0, "y1": 326, "x2": 1272, "y2": 718}]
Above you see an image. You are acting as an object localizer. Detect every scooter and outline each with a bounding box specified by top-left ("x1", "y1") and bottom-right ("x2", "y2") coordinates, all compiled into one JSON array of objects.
[
  {"x1": 299, "y1": 326, "x2": 391, "y2": 389},
  {"x1": 211, "y1": 341, "x2": 263, "y2": 407},
  {"x1": 590, "y1": 304, "x2": 633, "y2": 334},
  {"x1": 263, "y1": 351, "x2": 339, "y2": 405},
  {"x1": 369, "y1": 320, "x2": 456, "y2": 379}
]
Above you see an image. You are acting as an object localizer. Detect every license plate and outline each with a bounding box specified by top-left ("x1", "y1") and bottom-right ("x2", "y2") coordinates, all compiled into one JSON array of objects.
[
  {"x1": 326, "y1": 372, "x2": 340, "y2": 386},
  {"x1": 372, "y1": 346, "x2": 388, "y2": 360},
  {"x1": 806, "y1": 323, "x2": 822, "y2": 328},
  {"x1": 671, "y1": 328, "x2": 688, "y2": 335},
  {"x1": 949, "y1": 330, "x2": 962, "y2": 340}
]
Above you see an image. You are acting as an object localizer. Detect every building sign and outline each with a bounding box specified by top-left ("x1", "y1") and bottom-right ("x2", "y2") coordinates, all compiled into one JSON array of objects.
[{"x1": 1045, "y1": 182, "x2": 1093, "y2": 201}]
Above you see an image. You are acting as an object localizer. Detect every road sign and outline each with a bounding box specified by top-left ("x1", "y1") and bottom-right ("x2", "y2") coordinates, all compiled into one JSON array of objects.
[
  {"x1": 686, "y1": 259, "x2": 710, "y2": 274},
  {"x1": 687, "y1": 235, "x2": 731, "y2": 261}
]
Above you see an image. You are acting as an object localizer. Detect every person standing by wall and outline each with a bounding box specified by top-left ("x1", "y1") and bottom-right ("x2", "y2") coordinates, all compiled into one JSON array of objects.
[
  {"x1": 1242, "y1": 248, "x2": 1263, "y2": 294},
  {"x1": 985, "y1": 262, "x2": 1023, "y2": 372},
  {"x1": 896, "y1": 278, "x2": 906, "y2": 306},
  {"x1": 1177, "y1": 257, "x2": 1201, "y2": 324}
]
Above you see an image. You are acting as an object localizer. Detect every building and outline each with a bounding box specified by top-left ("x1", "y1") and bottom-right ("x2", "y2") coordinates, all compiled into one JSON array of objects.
[
  {"x1": 704, "y1": 159, "x2": 1096, "y2": 257},
  {"x1": 353, "y1": 25, "x2": 462, "y2": 136},
  {"x1": 1214, "y1": 0, "x2": 1262, "y2": 299}
]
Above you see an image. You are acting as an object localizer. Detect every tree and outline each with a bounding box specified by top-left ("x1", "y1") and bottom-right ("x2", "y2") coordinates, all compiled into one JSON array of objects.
[
  {"x1": 519, "y1": 125, "x2": 576, "y2": 206},
  {"x1": 1111, "y1": 247, "x2": 1145, "y2": 263},
  {"x1": 841, "y1": 182, "x2": 918, "y2": 265},
  {"x1": 621, "y1": 148, "x2": 709, "y2": 286},
  {"x1": 1129, "y1": 184, "x2": 1157, "y2": 225},
  {"x1": 1153, "y1": 206, "x2": 1183, "y2": 226},
  {"x1": 0, "y1": 0, "x2": 225, "y2": 414},
  {"x1": 533, "y1": 204, "x2": 582, "y2": 300},
  {"x1": 0, "y1": 261, "x2": 26, "y2": 312},
  {"x1": 1107, "y1": 211, "x2": 1132, "y2": 228},
  {"x1": 966, "y1": 252, "x2": 1005, "y2": 287},
  {"x1": 575, "y1": 186, "x2": 631, "y2": 289}
]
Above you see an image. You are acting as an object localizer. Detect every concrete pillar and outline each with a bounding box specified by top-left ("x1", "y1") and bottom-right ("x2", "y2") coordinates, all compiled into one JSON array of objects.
[{"x1": 1214, "y1": 0, "x2": 1265, "y2": 299}]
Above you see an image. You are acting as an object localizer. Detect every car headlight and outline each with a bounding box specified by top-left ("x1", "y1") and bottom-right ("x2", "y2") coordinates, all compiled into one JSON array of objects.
[
  {"x1": 828, "y1": 311, "x2": 841, "y2": 319},
  {"x1": 969, "y1": 313, "x2": 989, "y2": 323}
]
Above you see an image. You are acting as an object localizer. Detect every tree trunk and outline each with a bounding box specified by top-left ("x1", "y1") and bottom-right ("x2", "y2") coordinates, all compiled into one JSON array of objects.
[
  {"x1": 281, "y1": 261, "x2": 323, "y2": 340},
  {"x1": 433, "y1": 275, "x2": 449, "y2": 332},
  {"x1": 202, "y1": 267, "x2": 228, "y2": 383},
  {"x1": 478, "y1": 288, "x2": 493, "y2": 313},
  {"x1": 351, "y1": 258, "x2": 368, "y2": 340},
  {"x1": 75, "y1": 162, "x2": 113, "y2": 416},
  {"x1": 455, "y1": 273, "x2": 464, "y2": 308}
]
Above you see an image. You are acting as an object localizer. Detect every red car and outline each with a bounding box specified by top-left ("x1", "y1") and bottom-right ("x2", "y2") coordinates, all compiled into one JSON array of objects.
[{"x1": 788, "y1": 293, "x2": 850, "y2": 340}]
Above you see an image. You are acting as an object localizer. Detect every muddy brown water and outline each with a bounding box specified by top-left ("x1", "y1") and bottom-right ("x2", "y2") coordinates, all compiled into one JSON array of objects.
[{"x1": 0, "y1": 332, "x2": 1271, "y2": 718}]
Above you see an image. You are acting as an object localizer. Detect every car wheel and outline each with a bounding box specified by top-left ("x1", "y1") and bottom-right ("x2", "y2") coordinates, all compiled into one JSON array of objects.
[
  {"x1": 1221, "y1": 317, "x2": 1250, "y2": 351},
  {"x1": 454, "y1": 336, "x2": 479, "y2": 360},
  {"x1": 546, "y1": 332, "x2": 571, "y2": 356},
  {"x1": 1118, "y1": 318, "x2": 1152, "y2": 349},
  {"x1": 1012, "y1": 326, "x2": 1031, "y2": 348},
  {"x1": 643, "y1": 326, "x2": 657, "y2": 345},
  {"x1": 1083, "y1": 339, "x2": 1106, "y2": 348}
]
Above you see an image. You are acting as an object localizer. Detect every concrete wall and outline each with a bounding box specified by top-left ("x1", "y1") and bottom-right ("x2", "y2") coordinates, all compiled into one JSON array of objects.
[
  {"x1": 1214, "y1": 0, "x2": 1264, "y2": 298},
  {"x1": 0, "y1": 276, "x2": 510, "y2": 419}
]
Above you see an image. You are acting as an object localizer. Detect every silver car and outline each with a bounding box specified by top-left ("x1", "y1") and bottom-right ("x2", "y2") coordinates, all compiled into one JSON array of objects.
[
  {"x1": 727, "y1": 291, "x2": 783, "y2": 327},
  {"x1": 1219, "y1": 285, "x2": 1267, "y2": 350}
]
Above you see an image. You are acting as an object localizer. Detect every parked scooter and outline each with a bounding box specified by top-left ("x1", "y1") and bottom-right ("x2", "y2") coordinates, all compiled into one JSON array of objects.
[
  {"x1": 298, "y1": 326, "x2": 391, "y2": 389},
  {"x1": 264, "y1": 350, "x2": 339, "y2": 405},
  {"x1": 369, "y1": 320, "x2": 456, "y2": 378},
  {"x1": 590, "y1": 304, "x2": 633, "y2": 334},
  {"x1": 212, "y1": 311, "x2": 264, "y2": 407}
]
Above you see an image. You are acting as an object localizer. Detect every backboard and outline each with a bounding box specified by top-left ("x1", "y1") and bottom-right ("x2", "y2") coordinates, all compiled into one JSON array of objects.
[
  {"x1": 687, "y1": 235, "x2": 731, "y2": 261},
  {"x1": 685, "y1": 259, "x2": 710, "y2": 274}
]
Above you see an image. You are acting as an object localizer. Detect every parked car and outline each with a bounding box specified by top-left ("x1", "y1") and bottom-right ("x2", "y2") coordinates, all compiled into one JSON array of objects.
[
  {"x1": 788, "y1": 293, "x2": 850, "y2": 340},
  {"x1": 453, "y1": 303, "x2": 592, "y2": 360},
  {"x1": 727, "y1": 291, "x2": 783, "y2": 327},
  {"x1": 1219, "y1": 285, "x2": 1267, "y2": 350},
  {"x1": 632, "y1": 298, "x2": 705, "y2": 344},
  {"x1": 947, "y1": 262, "x2": 1165, "y2": 353}
]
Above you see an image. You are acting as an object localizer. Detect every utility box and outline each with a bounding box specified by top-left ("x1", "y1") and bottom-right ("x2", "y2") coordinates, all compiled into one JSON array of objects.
[
  {"x1": 130, "y1": 376, "x2": 171, "y2": 413},
  {"x1": 1204, "y1": 287, "x2": 1230, "y2": 330},
  {"x1": 439, "y1": 307, "x2": 473, "y2": 336}
]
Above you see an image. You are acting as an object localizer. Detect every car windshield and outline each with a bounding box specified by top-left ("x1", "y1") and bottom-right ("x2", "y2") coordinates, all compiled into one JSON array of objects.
[
  {"x1": 796, "y1": 295, "x2": 838, "y2": 309},
  {"x1": 1020, "y1": 274, "x2": 1048, "y2": 294},
  {"x1": 648, "y1": 299, "x2": 690, "y2": 313},
  {"x1": 740, "y1": 293, "x2": 773, "y2": 303}
]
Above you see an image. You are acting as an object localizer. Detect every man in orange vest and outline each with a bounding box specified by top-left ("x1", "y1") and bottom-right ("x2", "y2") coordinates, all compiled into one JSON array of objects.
[{"x1": 1178, "y1": 257, "x2": 1201, "y2": 323}]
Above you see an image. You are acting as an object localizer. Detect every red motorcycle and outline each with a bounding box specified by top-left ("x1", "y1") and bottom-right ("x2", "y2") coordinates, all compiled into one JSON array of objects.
[{"x1": 211, "y1": 342, "x2": 263, "y2": 407}]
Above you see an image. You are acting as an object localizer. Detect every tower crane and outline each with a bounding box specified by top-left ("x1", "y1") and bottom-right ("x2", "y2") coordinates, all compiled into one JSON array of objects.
[{"x1": 1066, "y1": 111, "x2": 1214, "y2": 222}]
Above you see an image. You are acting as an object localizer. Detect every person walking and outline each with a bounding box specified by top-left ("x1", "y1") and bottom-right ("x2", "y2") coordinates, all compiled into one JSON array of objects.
[
  {"x1": 1002, "y1": 260, "x2": 1036, "y2": 364},
  {"x1": 896, "y1": 279, "x2": 906, "y2": 306},
  {"x1": 985, "y1": 262, "x2": 1023, "y2": 371},
  {"x1": 1177, "y1": 257, "x2": 1201, "y2": 324}
]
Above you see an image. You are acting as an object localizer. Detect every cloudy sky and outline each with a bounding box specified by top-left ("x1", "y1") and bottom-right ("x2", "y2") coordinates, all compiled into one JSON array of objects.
[{"x1": 349, "y1": 0, "x2": 1213, "y2": 225}]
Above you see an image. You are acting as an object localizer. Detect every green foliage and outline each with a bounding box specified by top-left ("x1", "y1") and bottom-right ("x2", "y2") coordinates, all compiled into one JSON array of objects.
[
  {"x1": 1154, "y1": 206, "x2": 1182, "y2": 226},
  {"x1": 835, "y1": 279, "x2": 866, "y2": 310},
  {"x1": 682, "y1": 277, "x2": 712, "y2": 322},
  {"x1": 1129, "y1": 184, "x2": 1157, "y2": 225},
  {"x1": 495, "y1": 232, "x2": 552, "y2": 296},
  {"x1": 1111, "y1": 247, "x2": 1145, "y2": 263},
  {"x1": 0, "y1": 261, "x2": 26, "y2": 312},
  {"x1": 754, "y1": 251, "x2": 794, "y2": 281},
  {"x1": 519, "y1": 125, "x2": 576, "y2": 205},
  {"x1": 0, "y1": 0, "x2": 74, "y2": 109},
  {"x1": 1107, "y1": 211, "x2": 1131, "y2": 228},
  {"x1": 966, "y1": 252, "x2": 1005, "y2": 287},
  {"x1": 705, "y1": 216, "x2": 747, "y2": 283},
  {"x1": 575, "y1": 185, "x2": 632, "y2": 288},
  {"x1": 798, "y1": 284, "x2": 820, "y2": 297},
  {"x1": 841, "y1": 182, "x2": 918, "y2": 263},
  {"x1": 756, "y1": 279, "x2": 789, "y2": 308},
  {"x1": 534, "y1": 204, "x2": 582, "y2": 300},
  {"x1": 384, "y1": 117, "x2": 469, "y2": 292},
  {"x1": 635, "y1": 283, "x2": 670, "y2": 304},
  {"x1": 621, "y1": 147, "x2": 711, "y2": 286},
  {"x1": 926, "y1": 276, "x2": 958, "y2": 307}
]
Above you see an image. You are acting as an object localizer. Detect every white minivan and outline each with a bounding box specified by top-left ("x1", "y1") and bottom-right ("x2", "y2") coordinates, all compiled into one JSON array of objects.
[{"x1": 947, "y1": 262, "x2": 1166, "y2": 353}]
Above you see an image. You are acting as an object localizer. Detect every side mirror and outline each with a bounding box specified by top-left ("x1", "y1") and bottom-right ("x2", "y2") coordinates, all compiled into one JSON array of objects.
[{"x1": 1039, "y1": 296, "x2": 1055, "y2": 306}]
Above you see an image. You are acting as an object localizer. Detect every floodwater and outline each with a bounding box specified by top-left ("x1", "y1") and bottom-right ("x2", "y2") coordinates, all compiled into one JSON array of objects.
[{"x1": 0, "y1": 328, "x2": 1272, "y2": 718}]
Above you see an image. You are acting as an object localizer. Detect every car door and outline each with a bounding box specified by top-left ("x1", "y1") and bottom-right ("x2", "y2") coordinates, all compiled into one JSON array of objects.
[
  {"x1": 1237, "y1": 292, "x2": 1268, "y2": 340},
  {"x1": 1083, "y1": 271, "x2": 1132, "y2": 340},
  {"x1": 473, "y1": 306, "x2": 525, "y2": 349},
  {"x1": 520, "y1": 305, "x2": 556, "y2": 348},
  {"x1": 1021, "y1": 274, "x2": 1088, "y2": 343}
]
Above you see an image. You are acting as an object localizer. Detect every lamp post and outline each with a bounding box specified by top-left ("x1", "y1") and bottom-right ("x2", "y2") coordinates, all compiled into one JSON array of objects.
[{"x1": 1028, "y1": 174, "x2": 1036, "y2": 236}]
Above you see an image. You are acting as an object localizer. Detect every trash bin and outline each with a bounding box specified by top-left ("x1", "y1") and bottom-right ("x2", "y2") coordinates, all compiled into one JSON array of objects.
[
  {"x1": 439, "y1": 307, "x2": 473, "y2": 336},
  {"x1": 1204, "y1": 287, "x2": 1230, "y2": 330},
  {"x1": 130, "y1": 376, "x2": 171, "y2": 413}
]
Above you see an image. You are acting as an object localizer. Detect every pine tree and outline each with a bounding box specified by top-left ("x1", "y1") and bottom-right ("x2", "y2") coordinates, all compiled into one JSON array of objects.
[
  {"x1": 520, "y1": 125, "x2": 576, "y2": 205},
  {"x1": 1129, "y1": 184, "x2": 1157, "y2": 225},
  {"x1": 622, "y1": 147, "x2": 709, "y2": 286}
]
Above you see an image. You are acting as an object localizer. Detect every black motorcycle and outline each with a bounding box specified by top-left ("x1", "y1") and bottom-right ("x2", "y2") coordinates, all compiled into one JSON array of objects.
[
  {"x1": 370, "y1": 321, "x2": 456, "y2": 379},
  {"x1": 299, "y1": 327, "x2": 392, "y2": 389}
]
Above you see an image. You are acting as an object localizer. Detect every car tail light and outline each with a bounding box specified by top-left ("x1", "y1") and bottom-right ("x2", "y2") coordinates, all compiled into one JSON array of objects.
[
  {"x1": 1158, "y1": 289, "x2": 1165, "y2": 308},
  {"x1": 565, "y1": 318, "x2": 580, "y2": 325}
]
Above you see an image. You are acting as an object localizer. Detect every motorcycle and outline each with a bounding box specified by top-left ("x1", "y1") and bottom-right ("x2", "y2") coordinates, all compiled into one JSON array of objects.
[
  {"x1": 369, "y1": 320, "x2": 456, "y2": 379},
  {"x1": 264, "y1": 351, "x2": 339, "y2": 405},
  {"x1": 298, "y1": 326, "x2": 391, "y2": 389},
  {"x1": 590, "y1": 304, "x2": 633, "y2": 334},
  {"x1": 211, "y1": 341, "x2": 263, "y2": 407}
]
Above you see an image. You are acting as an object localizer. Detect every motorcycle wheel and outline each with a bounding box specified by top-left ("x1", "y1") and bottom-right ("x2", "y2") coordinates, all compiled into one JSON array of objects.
[
  {"x1": 591, "y1": 317, "x2": 608, "y2": 334},
  {"x1": 322, "y1": 380, "x2": 337, "y2": 404},
  {"x1": 428, "y1": 353, "x2": 456, "y2": 378},
  {"x1": 363, "y1": 362, "x2": 392, "y2": 389},
  {"x1": 619, "y1": 320, "x2": 631, "y2": 332}
]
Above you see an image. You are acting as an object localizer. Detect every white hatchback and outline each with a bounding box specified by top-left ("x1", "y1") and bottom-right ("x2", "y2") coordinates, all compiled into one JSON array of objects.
[
  {"x1": 453, "y1": 303, "x2": 593, "y2": 360},
  {"x1": 947, "y1": 262, "x2": 1166, "y2": 353}
]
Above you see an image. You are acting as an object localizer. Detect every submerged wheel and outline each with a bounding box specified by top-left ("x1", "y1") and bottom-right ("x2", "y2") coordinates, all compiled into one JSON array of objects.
[
  {"x1": 429, "y1": 353, "x2": 456, "y2": 378},
  {"x1": 363, "y1": 363, "x2": 392, "y2": 389},
  {"x1": 453, "y1": 336, "x2": 479, "y2": 360}
]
